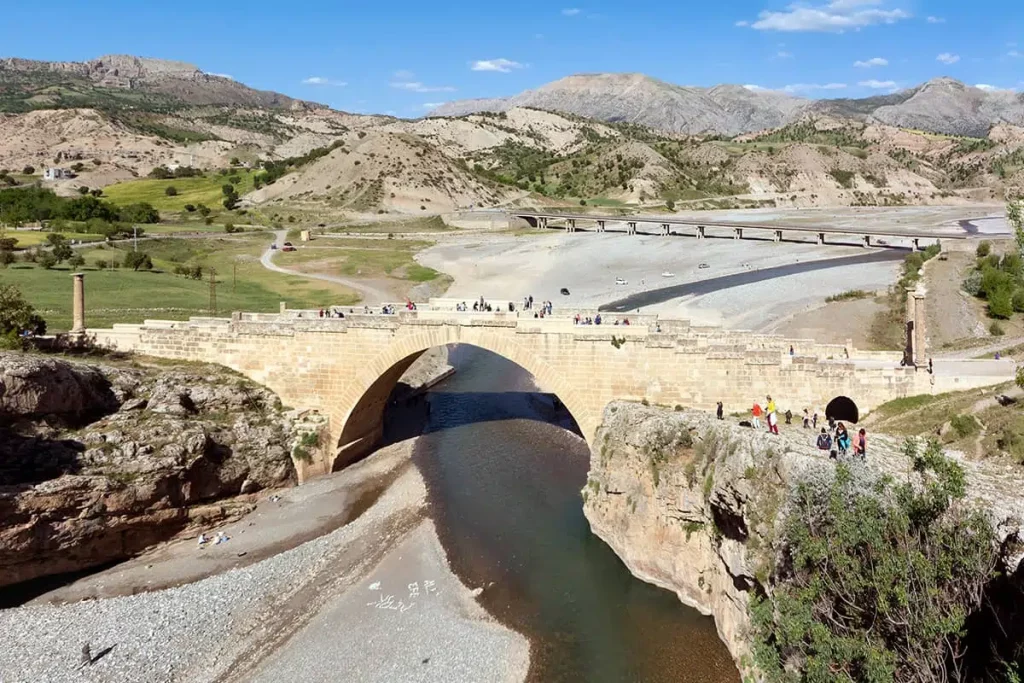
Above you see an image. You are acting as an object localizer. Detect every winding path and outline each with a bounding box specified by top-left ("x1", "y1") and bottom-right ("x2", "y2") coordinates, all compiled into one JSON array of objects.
[{"x1": 260, "y1": 230, "x2": 393, "y2": 304}]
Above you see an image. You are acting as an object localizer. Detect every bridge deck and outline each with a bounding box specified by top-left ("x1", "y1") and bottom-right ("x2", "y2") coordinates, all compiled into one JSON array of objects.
[{"x1": 512, "y1": 211, "x2": 964, "y2": 240}]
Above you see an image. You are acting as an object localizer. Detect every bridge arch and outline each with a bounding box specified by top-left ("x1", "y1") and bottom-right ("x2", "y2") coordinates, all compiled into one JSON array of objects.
[{"x1": 329, "y1": 327, "x2": 599, "y2": 470}]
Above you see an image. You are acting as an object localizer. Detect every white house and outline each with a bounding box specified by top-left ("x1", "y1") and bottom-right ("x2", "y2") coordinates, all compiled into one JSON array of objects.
[{"x1": 43, "y1": 168, "x2": 68, "y2": 181}]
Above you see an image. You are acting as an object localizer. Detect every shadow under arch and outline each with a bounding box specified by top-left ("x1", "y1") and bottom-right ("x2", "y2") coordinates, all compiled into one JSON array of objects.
[
  {"x1": 332, "y1": 338, "x2": 596, "y2": 471},
  {"x1": 825, "y1": 395, "x2": 859, "y2": 424}
]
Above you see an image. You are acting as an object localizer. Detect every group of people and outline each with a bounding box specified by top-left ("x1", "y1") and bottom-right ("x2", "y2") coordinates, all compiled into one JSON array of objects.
[
  {"x1": 815, "y1": 420, "x2": 867, "y2": 459},
  {"x1": 749, "y1": 396, "x2": 781, "y2": 434}
]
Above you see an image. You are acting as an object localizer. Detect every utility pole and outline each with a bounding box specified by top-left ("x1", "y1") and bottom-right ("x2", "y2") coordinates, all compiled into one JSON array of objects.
[
  {"x1": 209, "y1": 267, "x2": 217, "y2": 315},
  {"x1": 232, "y1": 260, "x2": 237, "y2": 293},
  {"x1": 133, "y1": 225, "x2": 138, "y2": 252}
]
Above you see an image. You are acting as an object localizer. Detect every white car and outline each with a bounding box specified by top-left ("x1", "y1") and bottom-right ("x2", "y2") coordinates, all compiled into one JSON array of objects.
[
  {"x1": 661, "y1": 271, "x2": 675, "y2": 278},
  {"x1": 615, "y1": 277, "x2": 628, "y2": 285}
]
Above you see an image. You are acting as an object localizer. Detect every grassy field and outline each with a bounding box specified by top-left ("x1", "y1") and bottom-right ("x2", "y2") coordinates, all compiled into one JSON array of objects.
[
  {"x1": 2, "y1": 234, "x2": 359, "y2": 330},
  {"x1": 328, "y1": 216, "x2": 456, "y2": 234},
  {"x1": 276, "y1": 240, "x2": 443, "y2": 282},
  {"x1": 102, "y1": 170, "x2": 257, "y2": 212}
]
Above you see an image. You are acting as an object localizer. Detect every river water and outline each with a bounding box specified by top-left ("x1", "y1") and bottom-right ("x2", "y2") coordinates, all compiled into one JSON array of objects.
[{"x1": 396, "y1": 345, "x2": 739, "y2": 683}]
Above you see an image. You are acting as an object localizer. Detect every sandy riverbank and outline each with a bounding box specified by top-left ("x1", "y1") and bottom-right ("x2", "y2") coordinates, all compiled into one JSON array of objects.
[{"x1": 0, "y1": 439, "x2": 529, "y2": 683}]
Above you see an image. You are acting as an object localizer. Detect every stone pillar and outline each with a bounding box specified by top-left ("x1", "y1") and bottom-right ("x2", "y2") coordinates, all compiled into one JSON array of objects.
[
  {"x1": 912, "y1": 238, "x2": 920, "y2": 251},
  {"x1": 733, "y1": 228, "x2": 742, "y2": 240},
  {"x1": 817, "y1": 232, "x2": 825, "y2": 246},
  {"x1": 597, "y1": 220, "x2": 605, "y2": 232},
  {"x1": 906, "y1": 286, "x2": 928, "y2": 367},
  {"x1": 863, "y1": 235, "x2": 872, "y2": 248},
  {"x1": 71, "y1": 273, "x2": 85, "y2": 334},
  {"x1": 774, "y1": 230, "x2": 782, "y2": 243},
  {"x1": 661, "y1": 224, "x2": 670, "y2": 236},
  {"x1": 280, "y1": 301, "x2": 287, "y2": 314},
  {"x1": 628, "y1": 222, "x2": 637, "y2": 235},
  {"x1": 697, "y1": 226, "x2": 705, "y2": 239},
  {"x1": 566, "y1": 219, "x2": 575, "y2": 233}
]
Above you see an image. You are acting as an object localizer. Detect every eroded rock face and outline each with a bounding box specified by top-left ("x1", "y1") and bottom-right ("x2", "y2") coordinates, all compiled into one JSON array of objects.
[
  {"x1": 0, "y1": 352, "x2": 297, "y2": 588},
  {"x1": 583, "y1": 402, "x2": 1024, "y2": 673}
]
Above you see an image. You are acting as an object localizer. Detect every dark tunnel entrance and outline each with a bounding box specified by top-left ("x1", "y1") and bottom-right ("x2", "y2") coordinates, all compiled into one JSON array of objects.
[{"x1": 825, "y1": 395, "x2": 859, "y2": 424}]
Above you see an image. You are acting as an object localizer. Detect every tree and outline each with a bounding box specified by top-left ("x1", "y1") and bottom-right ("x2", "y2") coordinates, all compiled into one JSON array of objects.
[
  {"x1": 71, "y1": 162, "x2": 85, "y2": 173},
  {"x1": 184, "y1": 204, "x2": 196, "y2": 213},
  {"x1": 222, "y1": 184, "x2": 235, "y2": 197},
  {"x1": 123, "y1": 251, "x2": 153, "y2": 271},
  {"x1": 224, "y1": 223, "x2": 237, "y2": 234},
  {"x1": 223, "y1": 195, "x2": 239, "y2": 210},
  {"x1": 197, "y1": 204, "x2": 211, "y2": 217},
  {"x1": 0, "y1": 250, "x2": 14, "y2": 268},
  {"x1": 1011, "y1": 197, "x2": 1024, "y2": 259},
  {"x1": 22, "y1": 165, "x2": 34, "y2": 175},
  {"x1": 165, "y1": 186, "x2": 178, "y2": 197},
  {"x1": 46, "y1": 233, "x2": 73, "y2": 262},
  {"x1": 0, "y1": 284, "x2": 46, "y2": 345},
  {"x1": 976, "y1": 240, "x2": 992, "y2": 258},
  {"x1": 990, "y1": 286, "x2": 1014, "y2": 319},
  {"x1": 90, "y1": 189, "x2": 103, "y2": 198},
  {"x1": 68, "y1": 252, "x2": 85, "y2": 269},
  {"x1": 229, "y1": 157, "x2": 240, "y2": 166},
  {"x1": 78, "y1": 186, "x2": 90, "y2": 195},
  {"x1": 118, "y1": 203, "x2": 159, "y2": 224}
]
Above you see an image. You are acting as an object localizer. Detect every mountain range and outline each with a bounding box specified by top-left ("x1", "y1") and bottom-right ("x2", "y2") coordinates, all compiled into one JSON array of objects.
[{"x1": 430, "y1": 73, "x2": 1024, "y2": 138}]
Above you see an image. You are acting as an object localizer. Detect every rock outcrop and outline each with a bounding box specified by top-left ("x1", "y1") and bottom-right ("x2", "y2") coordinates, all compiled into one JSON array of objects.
[
  {"x1": 583, "y1": 402, "x2": 1024, "y2": 673},
  {"x1": 0, "y1": 352, "x2": 298, "y2": 588}
]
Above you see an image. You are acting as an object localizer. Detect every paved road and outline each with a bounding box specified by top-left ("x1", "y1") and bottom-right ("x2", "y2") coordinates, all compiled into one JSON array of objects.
[
  {"x1": 260, "y1": 230, "x2": 392, "y2": 305},
  {"x1": 934, "y1": 337, "x2": 1024, "y2": 360},
  {"x1": 598, "y1": 250, "x2": 906, "y2": 313}
]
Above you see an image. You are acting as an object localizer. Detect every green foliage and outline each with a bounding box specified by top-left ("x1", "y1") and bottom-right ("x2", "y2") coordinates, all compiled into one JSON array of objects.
[
  {"x1": 828, "y1": 168, "x2": 856, "y2": 189},
  {"x1": 256, "y1": 140, "x2": 346, "y2": 185},
  {"x1": 37, "y1": 251, "x2": 57, "y2": 269},
  {"x1": 1011, "y1": 199, "x2": 1024, "y2": 259},
  {"x1": 826, "y1": 289, "x2": 870, "y2": 303},
  {"x1": 977, "y1": 240, "x2": 992, "y2": 258},
  {"x1": 164, "y1": 186, "x2": 178, "y2": 197},
  {"x1": 949, "y1": 414, "x2": 980, "y2": 439},
  {"x1": 752, "y1": 440, "x2": 997, "y2": 683},
  {"x1": 750, "y1": 122, "x2": 869, "y2": 148},
  {"x1": 123, "y1": 251, "x2": 153, "y2": 271},
  {"x1": 991, "y1": 321, "x2": 1006, "y2": 336},
  {"x1": 989, "y1": 285, "x2": 1014, "y2": 319},
  {"x1": 46, "y1": 233, "x2": 73, "y2": 262},
  {"x1": 0, "y1": 186, "x2": 157, "y2": 226},
  {"x1": 0, "y1": 283, "x2": 46, "y2": 337}
]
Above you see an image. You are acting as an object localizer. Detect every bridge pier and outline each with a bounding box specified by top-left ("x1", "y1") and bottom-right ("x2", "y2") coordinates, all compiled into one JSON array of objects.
[
  {"x1": 661, "y1": 223, "x2": 671, "y2": 236},
  {"x1": 539, "y1": 217, "x2": 548, "y2": 230},
  {"x1": 863, "y1": 235, "x2": 872, "y2": 248},
  {"x1": 697, "y1": 226, "x2": 705, "y2": 240},
  {"x1": 912, "y1": 238, "x2": 921, "y2": 251},
  {"x1": 733, "y1": 228, "x2": 743, "y2": 240},
  {"x1": 627, "y1": 222, "x2": 637, "y2": 236},
  {"x1": 773, "y1": 230, "x2": 782, "y2": 243},
  {"x1": 567, "y1": 219, "x2": 576, "y2": 233},
  {"x1": 817, "y1": 232, "x2": 825, "y2": 246},
  {"x1": 596, "y1": 220, "x2": 605, "y2": 233}
]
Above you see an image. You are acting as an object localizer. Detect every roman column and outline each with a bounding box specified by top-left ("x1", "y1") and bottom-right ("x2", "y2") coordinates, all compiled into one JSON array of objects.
[{"x1": 71, "y1": 272, "x2": 85, "y2": 335}]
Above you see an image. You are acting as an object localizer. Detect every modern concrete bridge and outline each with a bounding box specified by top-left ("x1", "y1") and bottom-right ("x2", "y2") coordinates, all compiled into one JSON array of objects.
[
  {"x1": 509, "y1": 211, "x2": 965, "y2": 249},
  {"x1": 88, "y1": 298, "x2": 1012, "y2": 480}
]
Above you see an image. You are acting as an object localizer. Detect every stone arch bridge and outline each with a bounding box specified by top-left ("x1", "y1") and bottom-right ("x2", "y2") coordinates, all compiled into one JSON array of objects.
[{"x1": 90, "y1": 304, "x2": 1011, "y2": 479}]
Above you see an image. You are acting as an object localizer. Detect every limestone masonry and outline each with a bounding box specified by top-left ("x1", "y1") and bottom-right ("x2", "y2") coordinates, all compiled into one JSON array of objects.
[{"x1": 87, "y1": 298, "x2": 1013, "y2": 478}]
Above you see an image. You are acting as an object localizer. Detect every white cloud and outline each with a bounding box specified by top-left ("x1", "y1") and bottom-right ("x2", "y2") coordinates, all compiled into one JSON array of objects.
[
  {"x1": 926, "y1": 15, "x2": 945, "y2": 23},
  {"x1": 936, "y1": 52, "x2": 960, "y2": 64},
  {"x1": 781, "y1": 82, "x2": 848, "y2": 93},
  {"x1": 393, "y1": 69, "x2": 416, "y2": 80},
  {"x1": 859, "y1": 79, "x2": 897, "y2": 88},
  {"x1": 777, "y1": 50, "x2": 793, "y2": 58},
  {"x1": 853, "y1": 57, "x2": 888, "y2": 67},
  {"x1": 743, "y1": 84, "x2": 766, "y2": 90},
  {"x1": 391, "y1": 81, "x2": 456, "y2": 93},
  {"x1": 562, "y1": 8, "x2": 581, "y2": 15},
  {"x1": 742, "y1": 0, "x2": 910, "y2": 32},
  {"x1": 735, "y1": 20, "x2": 750, "y2": 26},
  {"x1": 1009, "y1": 50, "x2": 1021, "y2": 58},
  {"x1": 470, "y1": 58, "x2": 525, "y2": 73},
  {"x1": 302, "y1": 76, "x2": 347, "y2": 86},
  {"x1": 422, "y1": 102, "x2": 445, "y2": 109}
]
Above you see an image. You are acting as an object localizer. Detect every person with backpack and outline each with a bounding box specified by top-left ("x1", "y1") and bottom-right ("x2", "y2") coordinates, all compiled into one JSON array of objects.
[{"x1": 816, "y1": 428, "x2": 832, "y2": 451}]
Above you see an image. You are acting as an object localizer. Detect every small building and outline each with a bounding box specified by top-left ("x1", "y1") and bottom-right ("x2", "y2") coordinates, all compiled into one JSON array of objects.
[
  {"x1": 300, "y1": 230, "x2": 312, "y2": 242},
  {"x1": 43, "y1": 168, "x2": 69, "y2": 181}
]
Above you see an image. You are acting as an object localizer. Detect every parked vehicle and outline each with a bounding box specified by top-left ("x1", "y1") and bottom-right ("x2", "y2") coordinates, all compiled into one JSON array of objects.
[
  {"x1": 282, "y1": 245, "x2": 296, "y2": 252},
  {"x1": 615, "y1": 277, "x2": 628, "y2": 285},
  {"x1": 560, "y1": 287, "x2": 571, "y2": 296},
  {"x1": 661, "y1": 271, "x2": 675, "y2": 278},
  {"x1": 698, "y1": 263, "x2": 710, "y2": 269}
]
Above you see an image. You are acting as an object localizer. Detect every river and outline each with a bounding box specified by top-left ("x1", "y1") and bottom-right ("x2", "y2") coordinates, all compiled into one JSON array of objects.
[{"x1": 393, "y1": 345, "x2": 739, "y2": 682}]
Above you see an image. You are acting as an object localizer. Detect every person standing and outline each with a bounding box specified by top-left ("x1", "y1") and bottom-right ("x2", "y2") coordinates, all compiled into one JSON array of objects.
[
  {"x1": 802, "y1": 409, "x2": 811, "y2": 429},
  {"x1": 854, "y1": 428, "x2": 867, "y2": 460},
  {"x1": 751, "y1": 402, "x2": 762, "y2": 429},
  {"x1": 716, "y1": 401, "x2": 724, "y2": 420},
  {"x1": 835, "y1": 423, "x2": 851, "y2": 456},
  {"x1": 816, "y1": 428, "x2": 832, "y2": 451},
  {"x1": 766, "y1": 396, "x2": 779, "y2": 435}
]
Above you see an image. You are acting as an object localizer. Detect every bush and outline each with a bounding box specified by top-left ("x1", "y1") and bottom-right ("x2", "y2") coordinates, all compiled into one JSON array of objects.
[
  {"x1": 0, "y1": 283, "x2": 46, "y2": 337},
  {"x1": 123, "y1": 251, "x2": 153, "y2": 271},
  {"x1": 962, "y1": 269, "x2": 983, "y2": 296},
  {"x1": 752, "y1": 442, "x2": 997, "y2": 683},
  {"x1": 950, "y1": 414, "x2": 980, "y2": 439},
  {"x1": 164, "y1": 186, "x2": 178, "y2": 197},
  {"x1": 183, "y1": 204, "x2": 196, "y2": 213},
  {"x1": 118, "y1": 202, "x2": 159, "y2": 224},
  {"x1": 976, "y1": 240, "x2": 992, "y2": 257},
  {"x1": 990, "y1": 321, "x2": 1006, "y2": 336},
  {"x1": 77, "y1": 186, "x2": 90, "y2": 195},
  {"x1": 224, "y1": 223, "x2": 237, "y2": 234},
  {"x1": 22, "y1": 165, "x2": 34, "y2": 175},
  {"x1": 0, "y1": 250, "x2": 14, "y2": 268},
  {"x1": 37, "y1": 252, "x2": 58, "y2": 269},
  {"x1": 989, "y1": 286, "x2": 1014, "y2": 319},
  {"x1": 228, "y1": 175, "x2": 241, "y2": 185},
  {"x1": 71, "y1": 162, "x2": 85, "y2": 173},
  {"x1": 67, "y1": 253, "x2": 85, "y2": 269},
  {"x1": 196, "y1": 204, "x2": 211, "y2": 217},
  {"x1": 223, "y1": 195, "x2": 238, "y2": 210}
]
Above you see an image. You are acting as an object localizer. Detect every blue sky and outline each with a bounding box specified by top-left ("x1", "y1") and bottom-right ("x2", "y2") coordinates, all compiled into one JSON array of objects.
[{"x1": 1, "y1": 0, "x2": 1021, "y2": 117}]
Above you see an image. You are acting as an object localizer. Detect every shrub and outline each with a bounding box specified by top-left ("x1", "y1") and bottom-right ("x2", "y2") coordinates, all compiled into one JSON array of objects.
[
  {"x1": 123, "y1": 251, "x2": 153, "y2": 271},
  {"x1": 71, "y1": 162, "x2": 85, "y2": 173},
  {"x1": 949, "y1": 414, "x2": 980, "y2": 439},
  {"x1": 164, "y1": 186, "x2": 178, "y2": 197},
  {"x1": 0, "y1": 250, "x2": 14, "y2": 268},
  {"x1": 990, "y1": 321, "x2": 1006, "y2": 336},
  {"x1": 119, "y1": 202, "x2": 159, "y2": 224},
  {"x1": 0, "y1": 283, "x2": 45, "y2": 337},
  {"x1": 22, "y1": 165, "x2": 34, "y2": 175},
  {"x1": 988, "y1": 286, "x2": 1014, "y2": 319},
  {"x1": 752, "y1": 442, "x2": 997, "y2": 683},
  {"x1": 224, "y1": 223, "x2": 237, "y2": 234},
  {"x1": 197, "y1": 204, "x2": 211, "y2": 217},
  {"x1": 962, "y1": 269, "x2": 983, "y2": 296},
  {"x1": 77, "y1": 186, "x2": 90, "y2": 195},
  {"x1": 228, "y1": 175, "x2": 241, "y2": 185},
  {"x1": 976, "y1": 240, "x2": 992, "y2": 257},
  {"x1": 184, "y1": 204, "x2": 196, "y2": 213},
  {"x1": 67, "y1": 253, "x2": 85, "y2": 269},
  {"x1": 37, "y1": 251, "x2": 58, "y2": 269}
]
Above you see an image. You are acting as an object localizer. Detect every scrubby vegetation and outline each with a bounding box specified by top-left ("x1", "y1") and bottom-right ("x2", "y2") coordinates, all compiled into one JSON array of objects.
[{"x1": 752, "y1": 439, "x2": 1000, "y2": 683}]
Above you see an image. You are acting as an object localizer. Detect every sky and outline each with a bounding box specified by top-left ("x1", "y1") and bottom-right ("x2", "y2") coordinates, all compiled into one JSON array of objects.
[{"x1": 1, "y1": 0, "x2": 1021, "y2": 117}]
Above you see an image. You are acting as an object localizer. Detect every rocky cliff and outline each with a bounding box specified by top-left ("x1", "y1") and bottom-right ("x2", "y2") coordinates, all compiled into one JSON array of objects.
[
  {"x1": 583, "y1": 402, "x2": 1024, "y2": 674},
  {"x1": 0, "y1": 352, "x2": 300, "y2": 588}
]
